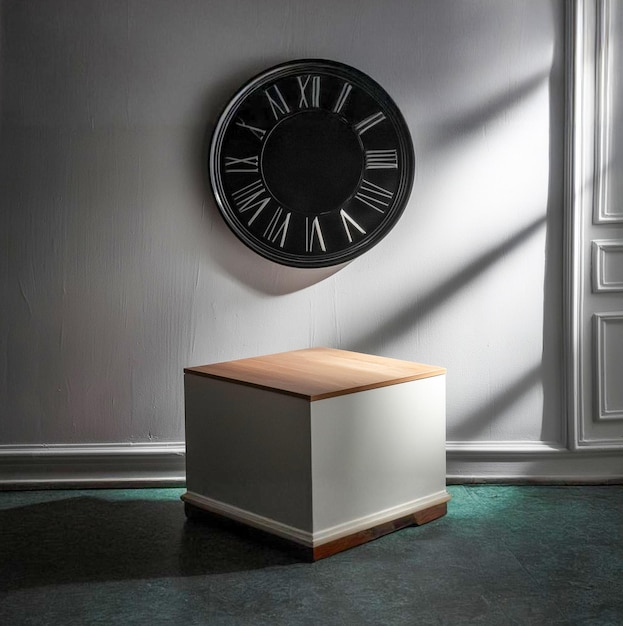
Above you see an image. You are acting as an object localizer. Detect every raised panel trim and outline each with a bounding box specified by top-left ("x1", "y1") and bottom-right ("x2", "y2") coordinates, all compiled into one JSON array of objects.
[
  {"x1": 594, "y1": 0, "x2": 623, "y2": 223},
  {"x1": 565, "y1": 0, "x2": 589, "y2": 450},
  {"x1": 592, "y1": 239, "x2": 623, "y2": 291},
  {"x1": 594, "y1": 312, "x2": 623, "y2": 421}
]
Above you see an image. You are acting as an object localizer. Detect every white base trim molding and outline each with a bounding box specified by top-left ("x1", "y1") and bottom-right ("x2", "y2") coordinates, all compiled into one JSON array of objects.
[
  {"x1": 447, "y1": 441, "x2": 623, "y2": 483},
  {"x1": 1, "y1": 440, "x2": 621, "y2": 488},
  {"x1": 0, "y1": 443, "x2": 186, "y2": 489},
  {"x1": 181, "y1": 489, "x2": 451, "y2": 548}
]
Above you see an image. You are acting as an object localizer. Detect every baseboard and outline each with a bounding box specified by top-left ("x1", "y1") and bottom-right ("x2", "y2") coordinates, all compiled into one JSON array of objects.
[
  {"x1": 446, "y1": 441, "x2": 623, "y2": 483},
  {"x1": 182, "y1": 489, "x2": 451, "y2": 548},
  {"x1": 0, "y1": 443, "x2": 186, "y2": 489},
  {"x1": 1, "y1": 440, "x2": 620, "y2": 489}
]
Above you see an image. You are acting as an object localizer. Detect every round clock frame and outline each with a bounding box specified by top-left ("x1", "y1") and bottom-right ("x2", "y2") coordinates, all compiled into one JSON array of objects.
[{"x1": 209, "y1": 59, "x2": 415, "y2": 268}]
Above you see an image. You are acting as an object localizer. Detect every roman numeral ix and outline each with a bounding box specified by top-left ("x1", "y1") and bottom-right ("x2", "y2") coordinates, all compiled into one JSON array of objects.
[{"x1": 225, "y1": 155, "x2": 259, "y2": 173}]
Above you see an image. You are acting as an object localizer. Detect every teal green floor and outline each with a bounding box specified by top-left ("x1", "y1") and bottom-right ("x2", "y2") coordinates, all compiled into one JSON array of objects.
[{"x1": 1, "y1": 486, "x2": 622, "y2": 625}]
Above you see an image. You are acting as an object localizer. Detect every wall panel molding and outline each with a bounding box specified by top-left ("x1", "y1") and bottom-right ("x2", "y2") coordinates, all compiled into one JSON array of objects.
[
  {"x1": 594, "y1": 0, "x2": 623, "y2": 223},
  {"x1": 592, "y1": 239, "x2": 623, "y2": 291},
  {"x1": 0, "y1": 443, "x2": 186, "y2": 488},
  {"x1": 565, "y1": 0, "x2": 587, "y2": 450},
  {"x1": 593, "y1": 312, "x2": 623, "y2": 420},
  {"x1": 566, "y1": 0, "x2": 623, "y2": 450}
]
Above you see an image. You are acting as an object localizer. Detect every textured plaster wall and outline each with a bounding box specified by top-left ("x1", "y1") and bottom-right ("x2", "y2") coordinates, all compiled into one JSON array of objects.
[{"x1": 0, "y1": 0, "x2": 564, "y2": 446}]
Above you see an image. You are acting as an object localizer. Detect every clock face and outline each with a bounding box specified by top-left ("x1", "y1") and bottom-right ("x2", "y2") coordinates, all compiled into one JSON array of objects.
[{"x1": 209, "y1": 59, "x2": 415, "y2": 268}]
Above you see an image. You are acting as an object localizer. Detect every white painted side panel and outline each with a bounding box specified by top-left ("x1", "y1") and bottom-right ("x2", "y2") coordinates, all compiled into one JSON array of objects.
[
  {"x1": 571, "y1": 0, "x2": 623, "y2": 448},
  {"x1": 184, "y1": 375, "x2": 313, "y2": 531},
  {"x1": 310, "y1": 376, "x2": 446, "y2": 532}
]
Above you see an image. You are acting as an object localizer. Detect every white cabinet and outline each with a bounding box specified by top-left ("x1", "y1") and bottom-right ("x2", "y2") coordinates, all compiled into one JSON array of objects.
[{"x1": 182, "y1": 348, "x2": 448, "y2": 560}]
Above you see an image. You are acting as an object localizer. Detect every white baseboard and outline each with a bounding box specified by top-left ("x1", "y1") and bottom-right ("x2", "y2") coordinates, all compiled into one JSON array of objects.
[
  {"x1": 0, "y1": 442, "x2": 186, "y2": 488},
  {"x1": 446, "y1": 441, "x2": 623, "y2": 483},
  {"x1": 182, "y1": 489, "x2": 451, "y2": 547},
  {"x1": 1, "y1": 440, "x2": 620, "y2": 488}
]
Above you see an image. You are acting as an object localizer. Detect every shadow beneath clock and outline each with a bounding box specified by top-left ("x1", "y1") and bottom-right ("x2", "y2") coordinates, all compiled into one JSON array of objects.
[{"x1": 212, "y1": 227, "x2": 348, "y2": 294}]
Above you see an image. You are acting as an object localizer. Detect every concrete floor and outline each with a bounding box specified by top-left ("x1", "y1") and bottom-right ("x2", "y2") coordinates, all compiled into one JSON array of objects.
[{"x1": 1, "y1": 485, "x2": 622, "y2": 625}]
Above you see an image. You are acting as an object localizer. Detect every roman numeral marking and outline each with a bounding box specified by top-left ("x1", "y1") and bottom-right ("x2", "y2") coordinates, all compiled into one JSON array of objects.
[
  {"x1": 354, "y1": 111, "x2": 386, "y2": 135},
  {"x1": 365, "y1": 149, "x2": 398, "y2": 169},
  {"x1": 264, "y1": 84, "x2": 290, "y2": 120},
  {"x1": 235, "y1": 118, "x2": 266, "y2": 141},
  {"x1": 340, "y1": 209, "x2": 366, "y2": 243},
  {"x1": 355, "y1": 179, "x2": 394, "y2": 213},
  {"x1": 333, "y1": 82, "x2": 352, "y2": 114},
  {"x1": 232, "y1": 180, "x2": 271, "y2": 224},
  {"x1": 263, "y1": 208, "x2": 291, "y2": 248},
  {"x1": 297, "y1": 75, "x2": 321, "y2": 108},
  {"x1": 306, "y1": 216, "x2": 326, "y2": 252},
  {"x1": 224, "y1": 155, "x2": 259, "y2": 173}
]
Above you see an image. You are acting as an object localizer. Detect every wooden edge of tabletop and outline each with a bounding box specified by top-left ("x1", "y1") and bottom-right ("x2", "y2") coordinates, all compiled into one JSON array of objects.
[
  {"x1": 183, "y1": 348, "x2": 446, "y2": 401},
  {"x1": 183, "y1": 369, "x2": 446, "y2": 401}
]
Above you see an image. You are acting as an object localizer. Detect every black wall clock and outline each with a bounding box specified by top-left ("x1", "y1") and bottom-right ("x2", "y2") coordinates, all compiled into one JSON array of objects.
[{"x1": 209, "y1": 59, "x2": 415, "y2": 268}]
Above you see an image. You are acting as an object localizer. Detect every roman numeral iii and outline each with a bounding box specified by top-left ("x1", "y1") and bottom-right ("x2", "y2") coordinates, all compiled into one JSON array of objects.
[{"x1": 365, "y1": 149, "x2": 398, "y2": 169}]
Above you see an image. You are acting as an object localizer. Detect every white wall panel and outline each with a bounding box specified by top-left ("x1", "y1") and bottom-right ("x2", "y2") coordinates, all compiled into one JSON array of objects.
[{"x1": 568, "y1": 0, "x2": 623, "y2": 451}]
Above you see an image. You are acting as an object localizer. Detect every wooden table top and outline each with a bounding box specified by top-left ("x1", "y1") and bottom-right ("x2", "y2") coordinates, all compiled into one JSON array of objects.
[{"x1": 185, "y1": 347, "x2": 445, "y2": 401}]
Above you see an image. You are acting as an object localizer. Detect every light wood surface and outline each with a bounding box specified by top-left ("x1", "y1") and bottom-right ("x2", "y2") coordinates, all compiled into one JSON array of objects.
[{"x1": 184, "y1": 347, "x2": 446, "y2": 401}]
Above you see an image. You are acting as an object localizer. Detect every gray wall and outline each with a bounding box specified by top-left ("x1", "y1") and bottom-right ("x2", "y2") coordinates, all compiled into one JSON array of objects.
[{"x1": 1, "y1": 1, "x2": 569, "y2": 472}]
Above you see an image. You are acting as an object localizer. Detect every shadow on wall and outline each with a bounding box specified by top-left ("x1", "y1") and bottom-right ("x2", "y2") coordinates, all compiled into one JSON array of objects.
[
  {"x1": 449, "y1": 364, "x2": 543, "y2": 442},
  {"x1": 349, "y1": 215, "x2": 546, "y2": 355}
]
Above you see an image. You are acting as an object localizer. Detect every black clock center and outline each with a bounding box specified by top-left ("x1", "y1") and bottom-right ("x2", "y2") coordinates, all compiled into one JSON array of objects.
[{"x1": 261, "y1": 110, "x2": 363, "y2": 215}]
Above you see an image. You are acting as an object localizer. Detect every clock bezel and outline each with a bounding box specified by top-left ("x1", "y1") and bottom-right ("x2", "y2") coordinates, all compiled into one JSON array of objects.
[{"x1": 209, "y1": 58, "x2": 415, "y2": 268}]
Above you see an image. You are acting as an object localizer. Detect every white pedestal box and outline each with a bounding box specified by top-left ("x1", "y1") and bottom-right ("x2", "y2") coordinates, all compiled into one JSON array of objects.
[{"x1": 182, "y1": 347, "x2": 449, "y2": 560}]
